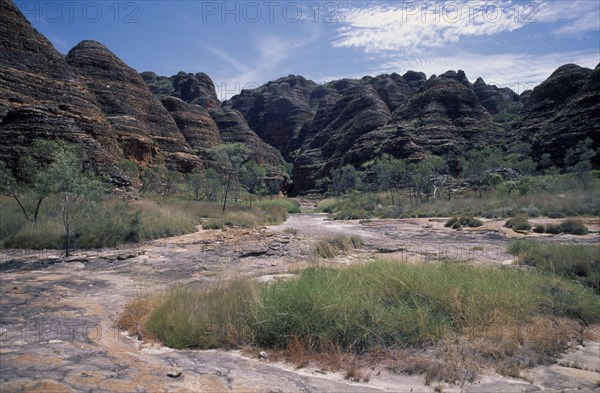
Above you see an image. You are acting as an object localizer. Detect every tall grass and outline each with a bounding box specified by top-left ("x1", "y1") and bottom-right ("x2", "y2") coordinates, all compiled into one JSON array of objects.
[
  {"x1": 509, "y1": 240, "x2": 600, "y2": 292},
  {"x1": 129, "y1": 261, "x2": 600, "y2": 353},
  {"x1": 313, "y1": 235, "x2": 363, "y2": 258},
  {"x1": 255, "y1": 198, "x2": 301, "y2": 214},
  {"x1": 143, "y1": 280, "x2": 261, "y2": 348},
  {"x1": 1, "y1": 195, "x2": 297, "y2": 250},
  {"x1": 316, "y1": 179, "x2": 599, "y2": 220},
  {"x1": 254, "y1": 262, "x2": 600, "y2": 352}
]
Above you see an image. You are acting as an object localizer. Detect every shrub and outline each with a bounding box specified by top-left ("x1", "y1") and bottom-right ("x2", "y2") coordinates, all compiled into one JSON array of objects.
[
  {"x1": 316, "y1": 199, "x2": 339, "y2": 213},
  {"x1": 202, "y1": 219, "x2": 224, "y2": 230},
  {"x1": 548, "y1": 211, "x2": 566, "y2": 219},
  {"x1": 532, "y1": 221, "x2": 587, "y2": 235},
  {"x1": 505, "y1": 216, "x2": 532, "y2": 231},
  {"x1": 445, "y1": 217, "x2": 459, "y2": 227},
  {"x1": 559, "y1": 219, "x2": 588, "y2": 235},
  {"x1": 261, "y1": 205, "x2": 288, "y2": 225},
  {"x1": 445, "y1": 217, "x2": 483, "y2": 229}
]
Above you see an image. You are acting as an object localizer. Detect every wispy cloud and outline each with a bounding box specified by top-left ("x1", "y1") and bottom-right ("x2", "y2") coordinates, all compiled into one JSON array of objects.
[
  {"x1": 536, "y1": 0, "x2": 600, "y2": 35},
  {"x1": 333, "y1": 1, "x2": 524, "y2": 53},
  {"x1": 199, "y1": 27, "x2": 322, "y2": 99},
  {"x1": 376, "y1": 50, "x2": 599, "y2": 92},
  {"x1": 333, "y1": 1, "x2": 599, "y2": 53}
]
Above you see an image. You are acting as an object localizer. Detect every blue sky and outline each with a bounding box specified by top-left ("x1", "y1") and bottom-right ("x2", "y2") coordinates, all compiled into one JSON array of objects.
[{"x1": 16, "y1": 0, "x2": 600, "y2": 100}]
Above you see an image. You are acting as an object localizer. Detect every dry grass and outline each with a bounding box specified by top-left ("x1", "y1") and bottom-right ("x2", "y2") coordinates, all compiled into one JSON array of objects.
[
  {"x1": 117, "y1": 295, "x2": 162, "y2": 340},
  {"x1": 313, "y1": 235, "x2": 363, "y2": 258}
]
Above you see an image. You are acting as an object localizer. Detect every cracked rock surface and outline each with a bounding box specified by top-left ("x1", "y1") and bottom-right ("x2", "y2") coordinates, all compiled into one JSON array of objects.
[{"x1": 1, "y1": 214, "x2": 599, "y2": 392}]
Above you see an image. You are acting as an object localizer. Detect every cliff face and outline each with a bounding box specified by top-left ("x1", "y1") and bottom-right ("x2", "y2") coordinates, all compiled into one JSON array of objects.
[
  {"x1": 1, "y1": 0, "x2": 285, "y2": 185},
  {"x1": 142, "y1": 72, "x2": 289, "y2": 173},
  {"x1": 512, "y1": 64, "x2": 600, "y2": 167},
  {"x1": 220, "y1": 63, "x2": 597, "y2": 194},
  {"x1": 66, "y1": 41, "x2": 202, "y2": 173},
  {"x1": 0, "y1": 0, "x2": 127, "y2": 185},
  {"x1": 224, "y1": 75, "x2": 317, "y2": 156},
  {"x1": 224, "y1": 72, "x2": 496, "y2": 193},
  {"x1": 2, "y1": 0, "x2": 598, "y2": 195}
]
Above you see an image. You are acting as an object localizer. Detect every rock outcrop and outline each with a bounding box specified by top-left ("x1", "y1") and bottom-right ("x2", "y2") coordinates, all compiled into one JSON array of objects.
[
  {"x1": 160, "y1": 97, "x2": 223, "y2": 163},
  {"x1": 473, "y1": 78, "x2": 520, "y2": 115},
  {"x1": 66, "y1": 40, "x2": 201, "y2": 173},
  {"x1": 3, "y1": 0, "x2": 598, "y2": 195},
  {"x1": 225, "y1": 75, "x2": 317, "y2": 156},
  {"x1": 209, "y1": 107, "x2": 287, "y2": 171},
  {"x1": 512, "y1": 64, "x2": 600, "y2": 167},
  {"x1": 0, "y1": 0, "x2": 127, "y2": 185}
]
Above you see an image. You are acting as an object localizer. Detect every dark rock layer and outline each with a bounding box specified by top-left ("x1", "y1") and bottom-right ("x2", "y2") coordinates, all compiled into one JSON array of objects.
[
  {"x1": 0, "y1": 0, "x2": 127, "y2": 185},
  {"x1": 66, "y1": 40, "x2": 201, "y2": 173}
]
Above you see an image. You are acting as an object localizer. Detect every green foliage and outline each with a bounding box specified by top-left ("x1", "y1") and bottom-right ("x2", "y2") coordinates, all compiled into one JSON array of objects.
[
  {"x1": 509, "y1": 240, "x2": 600, "y2": 292},
  {"x1": 240, "y1": 160, "x2": 266, "y2": 198},
  {"x1": 321, "y1": 192, "x2": 376, "y2": 220},
  {"x1": 254, "y1": 262, "x2": 599, "y2": 351},
  {"x1": 255, "y1": 198, "x2": 301, "y2": 214},
  {"x1": 142, "y1": 261, "x2": 600, "y2": 351},
  {"x1": 117, "y1": 159, "x2": 139, "y2": 179},
  {"x1": 444, "y1": 217, "x2": 483, "y2": 229},
  {"x1": 565, "y1": 138, "x2": 597, "y2": 190},
  {"x1": 505, "y1": 216, "x2": 532, "y2": 231},
  {"x1": 557, "y1": 219, "x2": 589, "y2": 235},
  {"x1": 331, "y1": 165, "x2": 360, "y2": 196},
  {"x1": 532, "y1": 220, "x2": 588, "y2": 236}
]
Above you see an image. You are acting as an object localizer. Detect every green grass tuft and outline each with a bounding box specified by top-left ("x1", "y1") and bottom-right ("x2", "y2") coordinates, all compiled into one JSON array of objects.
[
  {"x1": 134, "y1": 261, "x2": 600, "y2": 351},
  {"x1": 509, "y1": 240, "x2": 599, "y2": 292}
]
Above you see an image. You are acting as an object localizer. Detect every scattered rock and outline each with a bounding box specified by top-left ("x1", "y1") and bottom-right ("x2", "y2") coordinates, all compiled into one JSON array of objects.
[{"x1": 167, "y1": 368, "x2": 182, "y2": 378}]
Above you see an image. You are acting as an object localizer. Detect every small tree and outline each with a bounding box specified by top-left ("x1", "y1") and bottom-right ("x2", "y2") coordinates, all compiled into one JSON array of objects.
[
  {"x1": 239, "y1": 160, "x2": 266, "y2": 207},
  {"x1": 331, "y1": 165, "x2": 359, "y2": 197},
  {"x1": 373, "y1": 155, "x2": 396, "y2": 204},
  {"x1": 565, "y1": 138, "x2": 596, "y2": 190},
  {"x1": 0, "y1": 161, "x2": 30, "y2": 220},
  {"x1": 461, "y1": 147, "x2": 503, "y2": 197},
  {"x1": 214, "y1": 143, "x2": 250, "y2": 211},
  {"x1": 38, "y1": 143, "x2": 102, "y2": 256}
]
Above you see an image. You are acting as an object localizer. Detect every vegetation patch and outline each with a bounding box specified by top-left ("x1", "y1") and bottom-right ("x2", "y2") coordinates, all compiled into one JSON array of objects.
[
  {"x1": 444, "y1": 217, "x2": 483, "y2": 229},
  {"x1": 313, "y1": 235, "x2": 363, "y2": 258},
  {"x1": 504, "y1": 216, "x2": 532, "y2": 231},
  {"x1": 122, "y1": 261, "x2": 600, "y2": 384},
  {"x1": 533, "y1": 219, "x2": 588, "y2": 235},
  {"x1": 508, "y1": 239, "x2": 599, "y2": 292}
]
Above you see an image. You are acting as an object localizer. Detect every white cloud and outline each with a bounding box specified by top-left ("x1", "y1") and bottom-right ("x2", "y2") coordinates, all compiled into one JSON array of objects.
[
  {"x1": 332, "y1": 1, "x2": 599, "y2": 53},
  {"x1": 333, "y1": 1, "x2": 525, "y2": 53},
  {"x1": 375, "y1": 50, "x2": 599, "y2": 92},
  {"x1": 536, "y1": 0, "x2": 600, "y2": 35}
]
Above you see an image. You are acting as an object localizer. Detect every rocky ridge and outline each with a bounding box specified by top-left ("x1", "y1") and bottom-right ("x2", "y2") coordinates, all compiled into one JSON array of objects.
[{"x1": 1, "y1": 0, "x2": 598, "y2": 194}]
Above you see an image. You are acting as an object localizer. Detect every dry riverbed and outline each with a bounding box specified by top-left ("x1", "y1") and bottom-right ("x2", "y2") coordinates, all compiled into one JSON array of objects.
[{"x1": 1, "y1": 214, "x2": 599, "y2": 392}]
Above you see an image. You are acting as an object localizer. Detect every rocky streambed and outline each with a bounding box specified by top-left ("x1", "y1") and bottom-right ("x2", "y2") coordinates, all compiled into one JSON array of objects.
[{"x1": 1, "y1": 214, "x2": 599, "y2": 392}]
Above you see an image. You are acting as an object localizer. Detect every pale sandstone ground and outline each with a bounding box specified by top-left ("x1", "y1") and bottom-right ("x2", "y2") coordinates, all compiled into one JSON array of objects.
[{"x1": 1, "y1": 214, "x2": 599, "y2": 392}]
